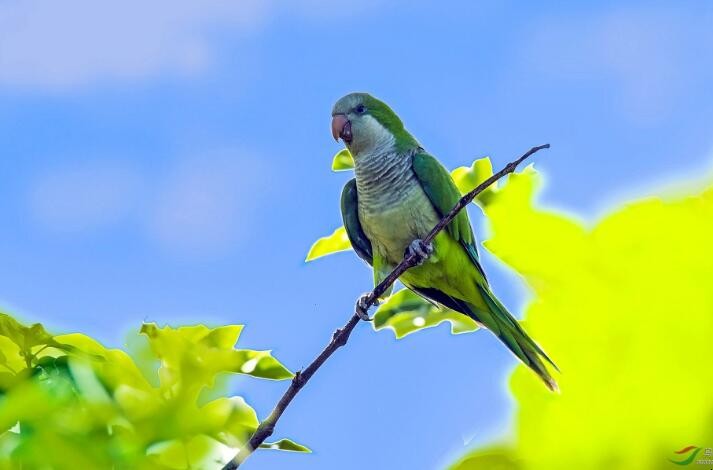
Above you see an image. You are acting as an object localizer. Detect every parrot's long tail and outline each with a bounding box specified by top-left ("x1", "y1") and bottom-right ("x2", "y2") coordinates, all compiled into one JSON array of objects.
[{"x1": 468, "y1": 284, "x2": 559, "y2": 392}]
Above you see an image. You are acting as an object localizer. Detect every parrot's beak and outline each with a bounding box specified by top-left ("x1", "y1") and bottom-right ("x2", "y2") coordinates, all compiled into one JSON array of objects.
[{"x1": 331, "y1": 114, "x2": 352, "y2": 144}]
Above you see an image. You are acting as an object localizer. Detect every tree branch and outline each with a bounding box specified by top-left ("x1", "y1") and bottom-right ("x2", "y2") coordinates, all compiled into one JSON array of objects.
[{"x1": 222, "y1": 144, "x2": 550, "y2": 469}]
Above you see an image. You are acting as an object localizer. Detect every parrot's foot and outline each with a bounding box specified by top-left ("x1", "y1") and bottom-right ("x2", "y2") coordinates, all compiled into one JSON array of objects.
[
  {"x1": 355, "y1": 293, "x2": 378, "y2": 321},
  {"x1": 406, "y1": 239, "x2": 434, "y2": 265}
]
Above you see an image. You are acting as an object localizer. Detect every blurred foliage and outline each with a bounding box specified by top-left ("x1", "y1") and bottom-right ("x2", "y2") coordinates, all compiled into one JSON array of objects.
[
  {"x1": 0, "y1": 316, "x2": 308, "y2": 469},
  {"x1": 448, "y1": 165, "x2": 713, "y2": 469},
  {"x1": 450, "y1": 156, "x2": 498, "y2": 206}
]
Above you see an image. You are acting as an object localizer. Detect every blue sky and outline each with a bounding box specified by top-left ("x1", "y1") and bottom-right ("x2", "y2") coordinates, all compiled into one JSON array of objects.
[{"x1": 1, "y1": 1, "x2": 712, "y2": 469}]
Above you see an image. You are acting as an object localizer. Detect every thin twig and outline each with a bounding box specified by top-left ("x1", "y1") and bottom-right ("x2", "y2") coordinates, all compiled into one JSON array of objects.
[{"x1": 222, "y1": 144, "x2": 550, "y2": 469}]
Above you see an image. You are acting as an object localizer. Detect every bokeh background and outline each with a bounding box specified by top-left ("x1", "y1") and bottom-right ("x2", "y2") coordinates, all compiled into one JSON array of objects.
[{"x1": 1, "y1": 1, "x2": 712, "y2": 469}]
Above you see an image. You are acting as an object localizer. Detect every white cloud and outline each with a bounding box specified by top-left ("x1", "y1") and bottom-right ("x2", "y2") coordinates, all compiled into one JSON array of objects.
[
  {"x1": 0, "y1": 0, "x2": 268, "y2": 89},
  {"x1": 0, "y1": 0, "x2": 383, "y2": 90},
  {"x1": 522, "y1": 7, "x2": 712, "y2": 123},
  {"x1": 28, "y1": 161, "x2": 143, "y2": 232},
  {"x1": 27, "y1": 151, "x2": 271, "y2": 257},
  {"x1": 146, "y1": 152, "x2": 268, "y2": 256}
]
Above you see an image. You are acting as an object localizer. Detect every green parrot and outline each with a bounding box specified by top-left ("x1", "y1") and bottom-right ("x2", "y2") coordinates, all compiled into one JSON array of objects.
[{"x1": 331, "y1": 92, "x2": 558, "y2": 391}]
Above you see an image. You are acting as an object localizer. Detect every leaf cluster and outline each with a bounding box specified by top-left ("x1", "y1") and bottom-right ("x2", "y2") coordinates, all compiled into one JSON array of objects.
[
  {"x1": 0, "y1": 315, "x2": 307, "y2": 469},
  {"x1": 449, "y1": 161, "x2": 713, "y2": 469}
]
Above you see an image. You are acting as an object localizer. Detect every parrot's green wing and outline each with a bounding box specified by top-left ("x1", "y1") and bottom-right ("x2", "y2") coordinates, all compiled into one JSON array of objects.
[
  {"x1": 411, "y1": 152, "x2": 486, "y2": 281},
  {"x1": 412, "y1": 153, "x2": 558, "y2": 388},
  {"x1": 341, "y1": 179, "x2": 393, "y2": 296},
  {"x1": 340, "y1": 178, "x2": 373, "y2": 266}
]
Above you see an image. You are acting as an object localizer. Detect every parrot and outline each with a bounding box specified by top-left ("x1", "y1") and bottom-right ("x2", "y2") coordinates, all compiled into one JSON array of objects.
[{"x1": 331, "y1": 92, "x2": 558, "y2": 391}]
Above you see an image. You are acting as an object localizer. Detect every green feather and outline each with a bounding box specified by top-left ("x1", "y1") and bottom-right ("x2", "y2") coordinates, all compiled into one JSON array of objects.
[
  {"x1": 359, "y1": 93, "x2": 420, "y2": 153},
  {"x1": 412, "y1": 152, "x2": 487, "y2": 280},
  {"x1": 340, "y1": 178, "x2": 373, "y2": 266}
]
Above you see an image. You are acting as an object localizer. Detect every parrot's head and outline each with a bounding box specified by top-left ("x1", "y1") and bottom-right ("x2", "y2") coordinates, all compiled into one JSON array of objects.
[{"x1": 331, "y1": 92, "x2": 418, "y2": 157}]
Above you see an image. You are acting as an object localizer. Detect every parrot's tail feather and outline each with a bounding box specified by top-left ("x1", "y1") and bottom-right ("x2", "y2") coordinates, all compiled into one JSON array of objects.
[
  {"x1": 469, "y1": 284, "x2": 559, "y2": 392},
  {"x1": 406, "y1": 284, "x2": 559, "y2": 391}
]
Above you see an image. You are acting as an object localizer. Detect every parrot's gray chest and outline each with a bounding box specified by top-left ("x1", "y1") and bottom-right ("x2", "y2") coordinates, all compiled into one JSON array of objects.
[{"x1": 354, "y1": 152, "x2": 439, "y2": 264}]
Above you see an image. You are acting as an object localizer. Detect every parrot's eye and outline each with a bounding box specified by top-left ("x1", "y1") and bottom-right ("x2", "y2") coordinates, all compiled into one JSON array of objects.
[{"x1": 355, "y1": 104, "x2": 366, "y2": 114}]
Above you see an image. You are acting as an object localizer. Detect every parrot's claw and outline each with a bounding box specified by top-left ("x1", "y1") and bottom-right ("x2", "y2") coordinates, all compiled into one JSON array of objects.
[
  {"x1": 355, "y1": 293, "x2": 378, "y2": 321},
  {"x1": 406, "y1": 239, "x2": 434, "y2": 265}
]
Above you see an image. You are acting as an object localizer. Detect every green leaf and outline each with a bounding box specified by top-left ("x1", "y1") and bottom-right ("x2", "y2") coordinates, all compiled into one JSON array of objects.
[
  {"x1": 139, "y1": 323, "x2": 293, "y2": 398},
  {"x1": 0, "y1": 313, "x2": 75, "y2": 374},
  {"x1": 305, "y1": 226, "x2": 352, "y2": 261},
  {"x1": 451, "y1": 165, "x2": 713, "y2": 469},
  {"x1": 54, "y1": 332, "x2": 139, "y2": 388},
  {"x1": 451, "y1": 157, "x2": 497, "y2": 207},
  {"x1": 25, "y1": 323, "x2": 54, "y2": 348},
  {"x1": 146, "y1": 435, "x2": 229, "y2": 470},
  {"x1": 231, "y1": 350, "x2": 293, "y2": 380},
  {"x1": 53, "y1": 333, "x2": 107, "y2": 356},
  {"x1": 0, "y1": 315, "x2": 305, "y2": 468},
  {"x1": 451, "y1": 448, "x2": 521, "y2": 470},
  {"x1": 67, "y1": 358, "x2": 113, "y2": 405},
  {"x1": 0, "y1": 336, "x2": 24, "y2": 376},
  {"x1": 260, "y1": 438, "x2": 311, "y2": 453},
  {"x1": 203, "y1": 325, "x2": 244, "y2": 349},
  {"x1": 202, "y1": 396, "x2": 259, "y2": 447},
  {"x1": 331, "y1": 148, "x2": 354, "y2": 171},
  {"x1": 0, "y1": 372, "x2": 17, "y2": 390},
  {"x1": 0, "y1": 315, "x2": 27, "y2": 345},
  {"x1": 373, "y1": 289, "x2": 478, "y2": 339}
]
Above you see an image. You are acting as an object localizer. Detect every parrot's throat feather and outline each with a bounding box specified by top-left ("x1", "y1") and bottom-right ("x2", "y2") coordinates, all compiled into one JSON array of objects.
[
  {"x1": 353, "y1": 115, "x2": 419, "y2": 209},
  {"x1": 354, "y1": 149, "x2": 418, "y2": 210}
]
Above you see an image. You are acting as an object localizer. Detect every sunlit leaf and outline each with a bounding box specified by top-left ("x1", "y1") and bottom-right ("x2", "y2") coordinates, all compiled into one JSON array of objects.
[
  {"x1": 202, "y1": 396, "x2": 258, "y2": 447},
  {"x1": 25, "y1": 323, "x2": 54, "y2": 349},
  {"x1": 231, "y1": 350, "x2": 293, "y2": 380},
  {"x1": 306, "y1": 226, "x2": 352, "y2": 261},
  {"x1": 260, "y1": 438, "x2": 311, "y2": 453},
  {"x1": 451, "y1": 166, "x2": 713, "y2": 469},
  {"x1": 203, "y1": 325, "x2": 244, "y2": 349},
  {"x1": 450, "y1": 157, "x2": 497, "y2": 206},
  {"x1": 451, "y1": 448, "x2": 521, "y2": 470},
  {"x1": 0, "y1": 372, "x2": 17, "y2": 391},
  {"x1": 146, "y1": 435, "x2": 229, "y2": 470},
  {"x1": 0, "y1": 376, "x2": 73, "y2": 434},
  {"x1": 139, "y1": 323, "x2": 293, "y2": 397},
  {"x1": 0, "y1": 315, "x2": 28, "y2": 346},
  {"x1": 0, "y1": 315, "x2": 302, "y2": 468},
  {"x1": 0, "y1": 313, "x2": 74, "y2": 374},
  {"x1": 56, "y1": 332, "x2": 156, "y2": 394},
  {"x1": 54, "y1": 333, "x2": 107, "y2": 356},
  {"x1": 67, "y1": 359, "x2": 113, "y2": 406},
  {"x1": 373, "y1": 289, "x2": 478, "y2": 339},
  {"x1": 331, "y1": 148, "x2": 354, "y2": 171},
  {"x1": 0, "y1": 336, "x2": 25, "y2": 377}
]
